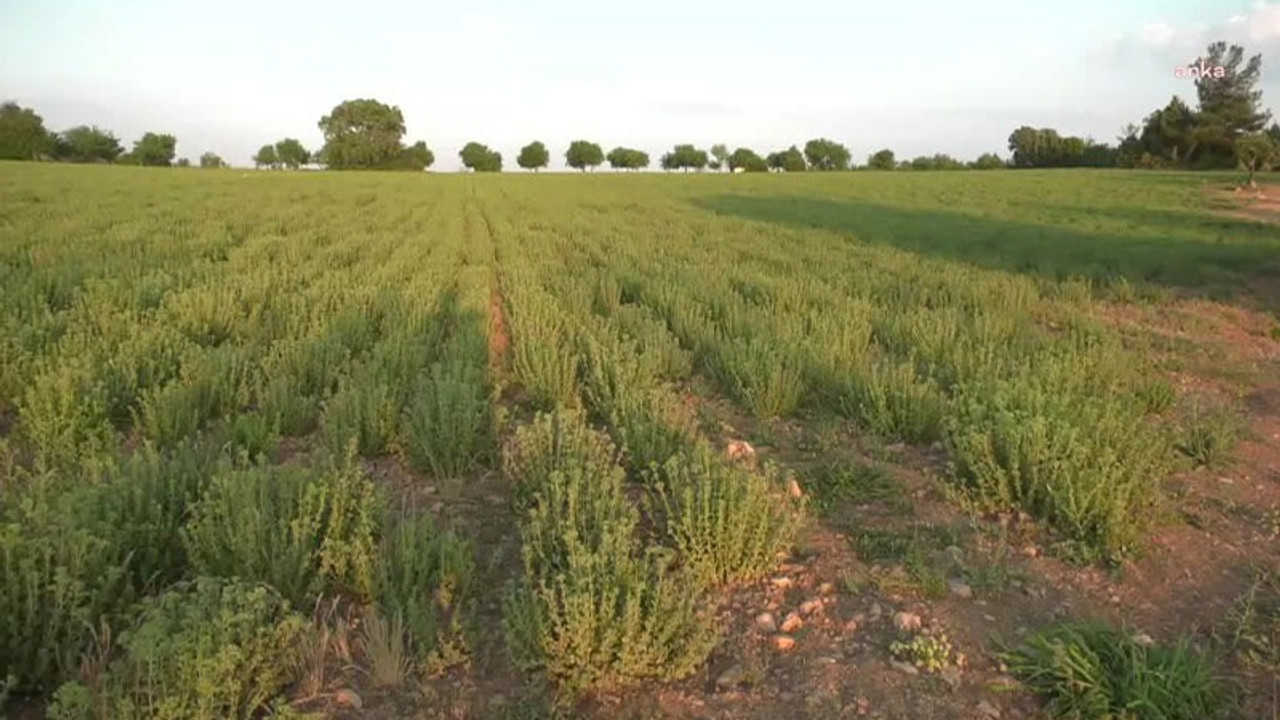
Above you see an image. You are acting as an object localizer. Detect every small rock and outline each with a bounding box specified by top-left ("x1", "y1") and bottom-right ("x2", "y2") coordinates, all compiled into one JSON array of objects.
[
  {"x1": 868, "y1": 602, "x2": 883, "y2": 620},
  {"x1": 773, "y1": 634, "x2": 797, "y2": 651},
  {"x1": 948, "y1": 579, "x2": 974, "y2": 599},
  {"x1": 335, "y1": 689, "x2": 363, "y2": 709},
  {"x1": 799, "y1": 598, "x2": 824, "y2": 615},
  {"x1": 893, "y1": 611, "x2": 922, "y2": 632},
  {"x1": 887, "y1": 442, "x2": 907, "y2": 453},
  {"x1": 1132, "y1": 632, "x2": 1156, "y2": 648},
  {"x1": 843, "y1": 619, "x2": 860, "y2": 632},
  {"x1": 1109, "y1": 594, "x2": 1122, "y2": 605},
  {"x1": 976, "y1": 700, "x2": 1001, "y2": 719},
  {"x1": 890, "y1": 660, "x2": 919, "y2": 675},
  {"x1": 781, "y1": 611, "x2": 804, "y2": 633},
  {"x1": 422, "y1": 485, "x2": 437, "y2": 494},
  {"x1": 770, "y1": 576, "x2": 794, "y2": 590},
  {"x1": 787, "y1": 478, "x2": 804, "y2": 499},
  {"x1": 818, "y1": 581, "x2": 835, "y2": 595},
  {"x1": 941, "y1": 665, "x2": 962, "y2": 690},
  {"x1": 725, "y1": 439, "x2": 756, "y2": 463},
  {"x1": 1022, "y1": 546, "x2": 1041, "y2": 558},
  {"x1": 983, "y1": 614, "x2": 996, "y2": 623},
  {"x1": 715, "y1": 663, "x2": 746, "y2": 689},
  {"x1": 817, "y1": 655, "x2": 839, "y2": 665},
  {"x1": 853, "y1": 696, "x2": 871, "y2": 715},
  {"x1": 1218, "y1": 476, "x2": 1234, "y2": 484},
  {"x1": 755, "y1": 612, "x2": 778, "y2": 633},
  {"x1": 430, "y1": 501, "x2": 444, "y2": 513}
]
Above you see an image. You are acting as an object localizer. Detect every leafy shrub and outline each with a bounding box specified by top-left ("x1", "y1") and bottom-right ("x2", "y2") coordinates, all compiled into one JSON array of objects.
[
  {"x1": 321, "y1": 369, "x2": 399, "y2": 457},
  {"x1": 66, "y1": 578, "x2": 307, "y2": 720},
  {"x1": 1001, "y1": 622, "x2": 1229, "y2": 720},
  {"x1": 502, "y1": 412, "x2": 717, "y2": 696},
  {"x1": 183, "y1": 453, "x2": 383, "y2": 606},
  {"x1": 374, "y1": 512, "x2": 474, "y2": 665},
  {"x1": 654, "y1": 444, "x2": 802, "y2": 587},
  {"x1": 401, "y1": 359, "x2": 493, "y2": 477},
  {"x1": 839, "y1": 357, "x2": 946, "y2": 443}
]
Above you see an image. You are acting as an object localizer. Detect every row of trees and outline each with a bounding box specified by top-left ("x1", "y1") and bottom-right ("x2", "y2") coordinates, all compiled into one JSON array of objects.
[{"x1": 0, "y1": 105, "x2": 181, "y2": 166}]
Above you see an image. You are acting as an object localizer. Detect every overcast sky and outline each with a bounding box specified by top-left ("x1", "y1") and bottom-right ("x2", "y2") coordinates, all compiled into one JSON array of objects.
[{"x1": 3, "y1": 0, "x2": 1279, "y2": 170}]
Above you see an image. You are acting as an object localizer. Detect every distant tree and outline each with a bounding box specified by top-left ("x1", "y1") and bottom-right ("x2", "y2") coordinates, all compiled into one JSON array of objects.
[
  {"x1": 517, "y1": 140, "x2": 549, "y2": 171},
  {"x1": 274, "y1": 137, "x2": 310, "y2": 169},
  {"x1": 116, "y1": 152, "x2": 138, "y2": 166},
  {"x1": 401, "y1": 140, "x2": 434, "y2": 170},
  {"x1": 254, "y1": 144, "x2": 279, "y2": 169},
  {"x1": 660, "y1": 144, "x2": 708, "y2": 172},
  {"x1": 709, "y1": 143, "x2": 729, "y2": 171},
  {"x1": 970, "y1": 152, "x2": 1006, "y2": 170},
  {"x1": 766, "y1": 145, "x2": 806, "y2": 172},
  {"x1": 867, "y1": 148, "x2": 896, "y2": 170},
  {"x1": 564, "y1": 140, "x2": 604, "y2": 171},
  {"x1": 57, "y1": 125, "x2": 122, "y2": 163},
  {"x1": 133, "y1": 132, "x2": 177, "y2": 166},
  {"x1": 727, "y1": 147, "x2": 767, "y2": 172},
  {"x1": 460, "y1": 141, "x2": 502, "y2": 172},
  {"x1": 606, "y1": 146, "x2": 648, "y2": 170},
  {"x1": 0, "y1": 102, "x2": 51, "y2": 160},
  {"x1": 1235, "y1": 132, "x2": 1277, "y2": 187},
  {"x1": 803, "y1": 138, "x2": 850, "y2": 171},
  {"x1": 318, "y1": 98, "x2": 406, "y2": 170},
  {"x1": 199, "y1": 152, "x2": 225, "y2": 169},
  {"x1": 176, "y1": 157, "x2": 191, "y2": 168},
  {"x1": 708, "y1": 160, "x2": 722, "y2": 171}
]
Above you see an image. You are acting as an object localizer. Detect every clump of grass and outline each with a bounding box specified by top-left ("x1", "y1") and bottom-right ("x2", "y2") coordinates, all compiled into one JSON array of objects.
[
  {"x1": 374, "y1": 511, "x2": 474, "y2": 668},
  {"x1": 401, "y1": 359, "x2": 493, "y2": 477},
  {"x1": 359, "y1": 609, "x2": 413, "y2": 689},
  {"x1": 320, "y1": 368, "x2": 399, "y2": 457},
  {"x1": 653, "y1": 444, "x2": 803, "y2": 587},
  {"x1": 502, "y1": 412, "x2": 717, "y2": 697},
  {"x1": 183, "y1": 450, "x2": 383, "y2": 607},
  {"x1": 1001, "y1": 622, "x2": 1230, "y2": 720},
  {"x1": 708, "y1": 336, "x2": 806, "y2": 418},
  {"x1": 840, "y1": 357, "x2": 947, "y2": 444},
  {"x1": 1227, "y1": 569, "x2": 1280, "y2": 678},
  {"x1": 1175, "y1": 397, "x2": 1243, "y2": 468},
  {"x1": 851, "y1": 526, "x2": 952, "y2": 599},
  {"x1": 805, "y1": 460, "x2": 900, "y2": 512}
]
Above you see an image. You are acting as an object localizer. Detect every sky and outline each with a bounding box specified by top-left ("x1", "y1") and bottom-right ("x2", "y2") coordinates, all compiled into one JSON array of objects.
[{"x1": 2, "y1": 0, "x2": 1279, "y2": 170}]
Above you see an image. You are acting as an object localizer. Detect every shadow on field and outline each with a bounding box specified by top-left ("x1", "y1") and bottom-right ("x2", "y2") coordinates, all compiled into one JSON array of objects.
[{"x1": 695, "y1": 194, "x2": 1280, "y2": 313}]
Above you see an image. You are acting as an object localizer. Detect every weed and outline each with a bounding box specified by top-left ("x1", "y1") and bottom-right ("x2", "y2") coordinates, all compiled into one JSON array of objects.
[
  {"x1": 1175, "y1": 397, "x2": 1243, "y2": 468},
  {"x1": 359, "y1": 609, "x2": 413, "y2": 689}
]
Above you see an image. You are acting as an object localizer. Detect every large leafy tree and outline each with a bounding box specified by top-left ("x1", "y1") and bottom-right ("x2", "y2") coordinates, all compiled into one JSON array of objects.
[
  {"x1": 1192, "y1": 42, "x2": 1270, "y2": 157},
  {"x1": 460, "y1": 142, "x2": 502, "y2": 172},
  {"x1": 254, "y1": 144, "x2": 279, "y2": 169},
  {"x1": 396, "y1": 141, "x2": 434, "y2": 171},
  {"x1": 133, "y1": 132, "x2": 176, "y2": 166},
  {"x1": 57, "y1": 125, "x2": 122, "y2": 163},
  {"x1": 0, "y1": 102, "x2": 51, "y2": 160},
  {"x1": 803, "y1": 138, "x2": 850, "y2": 171},
  {"x1": 318, "y1": 99, "x2": 406, "y2": 170},
  {"x1": 727, "y1": 147, "x2": 767, "y2": 172},
  {"x1": 867, "y1": 148, "x2": 896, "y2": 170},
  {"x1": 274, "y1": 138, "x2": 310, "y2": 169},
  {"x1": 709, "y1": 143, "x2": 729, "y2": 171},
  {"x1": 660, "y1": 144, "x2": 708, "y2": 172},
  {"x1": 517, "y1": 141, "x2": 549, "y2": 171},
  {"x1": 606, "y1": 146, "x2": 648, "y2": 170},
  {"x1": 564, "y1": 140, "x2": 604, "y2": 171},
  {"x1": 766, "y1": 146, "x2": 806, "y2": 172}
]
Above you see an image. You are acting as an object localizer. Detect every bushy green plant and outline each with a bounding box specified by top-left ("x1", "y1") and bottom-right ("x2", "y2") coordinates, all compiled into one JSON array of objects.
[
  {"x1": 1175, "y1": 397, "x2": 1242, "y2": 468},
  {"x1": 183, "y1": 453, "x2": 383, "y2": 606},
  {"x1": 1001, "y1": 622, "x2": 1229, "y2": 720},
  {"x1": 654, "y1": 444, "x2": 802, "y2": 587},
  {"x1": 320, "y1": 368, "x2": 399, "y2": 457},
  {"x1": 401, "y1": 359, "x2": 493, "y2": 477},
  {"x1": 502, "y1": 412, "x2": 717, "y2": 697},
  {"x1": 77, "y1": 578, "x2": 307, "y2": 720},
  {"x1": 374, "y1": 512, "x2": 474, "y2": 665}
]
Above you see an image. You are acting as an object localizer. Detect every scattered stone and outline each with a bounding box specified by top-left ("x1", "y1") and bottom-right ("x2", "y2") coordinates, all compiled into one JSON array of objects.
[
  {"x1": 869, "y1": 603, "x2": 883, "y2": 621},
  {"x1": 755, "y1": 612, "x2": 778, "y2": 633},
  {"x1": 818, "y1": 581, "x2": 835, "y2": 595},
  {"x1": 853, "y1": 696, "x2": 871, "y2": 715},
  {"x1": 817, "y1": 655, "x2": 839, "y2": 665},
  {"x1": 983, "y1": 614, "x2": 996, "y2": 623},
  {"x1": 781, "y1": 611, "x2": 804, "y2": 633},
  {"x1": 1109, "y1": 594, "x2": 1122, "y2": 605},
  {"x1": 1218, "y1": 476, "x2": 1234, "y2": 484},
  {"x1": 976, "y1": 700, "x2": 1001, "y2": 719},
  {"x1": 335, "y1": 689, "x2": 363, "y2": 709},
  {"x1": 799, "y1": 598, "x2": 824, "y2": 615},
  {"x1": 948, "y1": 579, "x2": 974, "y2": 599},
  {"x1": 890, "y1": 660, "x2": 919, "y2": 675},
  {"x1": 725, "y1": 440, "x2": 756, "y2": 463},
  {"x1": 1132, "y1": 632, "x2": 1156, "y2": 648},
  {"x1": 422, "y1": 485, "x2": 437, "y2": 495},
  {"x1": 887, "y1": 442, "x2": 907, "y2": 453},
  {"x1": 941, "y1": 665, "x2": 963, "y2": 691},
  {"x1": 770, "y1": 576, "x2": 794, "y2": 590},
  {"x1": 893, "y1": 611, "x2": 922, "y2": 632},
  {"x1": 430, "y1": 501, "x2": 444, "y2": 513},
  {"x1": 843, "y1": 619, "x2": 860, "y2": 632},
  {"x1": 773, "y1": 634, "x2": 797, "y2": 651},
  {"x1": 786, "y1": 478, "x2": 804, "y2": 499},
  {"x1": 1022, "y1": 546, "x2": 1041, "y2": 558},
  {"x1": 715, "y1": 663, "x2": 746, "y2": 689}
]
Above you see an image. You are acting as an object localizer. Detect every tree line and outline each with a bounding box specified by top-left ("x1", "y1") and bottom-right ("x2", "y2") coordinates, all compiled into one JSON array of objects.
[{"x1": 2, "y1": 40, "x2": 1275, "y2": 180}]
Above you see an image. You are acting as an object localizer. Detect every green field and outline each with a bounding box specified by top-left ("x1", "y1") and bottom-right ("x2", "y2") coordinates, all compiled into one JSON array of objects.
[{"x1": 2, "y1": 163, "x2": 1279, "y2": 719}]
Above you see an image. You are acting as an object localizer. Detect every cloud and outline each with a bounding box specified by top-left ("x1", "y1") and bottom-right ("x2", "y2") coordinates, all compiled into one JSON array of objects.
[{"x1": 1124, "y1": 1, "x2": 1280, "y2": 56}]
